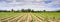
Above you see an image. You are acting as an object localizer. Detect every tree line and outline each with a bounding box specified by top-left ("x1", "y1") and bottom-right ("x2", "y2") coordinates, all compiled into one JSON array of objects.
[{"x1": 0, "y1": 9, "x2": 60, "y2": 12}]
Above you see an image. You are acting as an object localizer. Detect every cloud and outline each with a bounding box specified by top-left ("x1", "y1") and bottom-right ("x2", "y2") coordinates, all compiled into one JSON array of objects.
[
  {"x1": 0, "y1": 0, "x2": 45, "y2": 7},
  {"x1": 0, "y1": 0, "x2": 60, "y2": 11},
  {"x1": 44, "y1": 1, "x2": 52, "y2": 4}
]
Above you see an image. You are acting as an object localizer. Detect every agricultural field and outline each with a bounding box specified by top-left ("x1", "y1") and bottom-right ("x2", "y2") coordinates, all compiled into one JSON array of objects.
[{"x1": 0, "y1": 12, "x2": 60, "y2": 22}]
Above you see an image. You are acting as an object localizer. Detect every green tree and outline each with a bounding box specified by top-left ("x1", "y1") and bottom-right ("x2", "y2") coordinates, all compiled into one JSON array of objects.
[
  {"x1": 27, "y1": 9, "x2": 31, "y2": 12},
  {"x1": 21, "y1": 9, "x2": 25, "y2": 12},
  {"x1": 11, "y1": 9, "x2": 15, "y2": 12},
  {"x1": 43, "y1": 10, "x2": 46, "y2": 12}
]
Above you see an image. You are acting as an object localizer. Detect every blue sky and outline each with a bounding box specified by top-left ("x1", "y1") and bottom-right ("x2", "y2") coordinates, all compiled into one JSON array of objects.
[{"x1": 0, "y1": 0, "x2": 60, "y2": 11}]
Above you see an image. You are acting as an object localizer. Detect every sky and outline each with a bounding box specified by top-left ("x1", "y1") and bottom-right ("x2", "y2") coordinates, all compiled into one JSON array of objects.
[{"x1": 0, "y1": 0, "x2": 60, "y2": 11}]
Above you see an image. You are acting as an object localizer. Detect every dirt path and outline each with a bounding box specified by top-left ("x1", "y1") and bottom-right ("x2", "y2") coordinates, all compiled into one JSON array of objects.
[
  {"x1": 30, "y1": 13, "x2": 42, "y2": 22},
  {"x1": 9, "y1": 14, "x2": 24, "y2": 22},
  {"x1": 17, "y1": 13, "x2": 27, "y2": 22},
  {"x1": 27, "y1": 13, "x2": 32, "y2": 22},
  {"x1": 1, "y1": 15, "x2": 20, "y2": 22},
  {"x1": 1, "y1": 13, "x2": 26, "y2": 22}
]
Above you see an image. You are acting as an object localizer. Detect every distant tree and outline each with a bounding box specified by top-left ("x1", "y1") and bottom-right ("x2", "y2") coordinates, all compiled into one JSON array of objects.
[
  {"x1": 17, "y1": 10, "x2": 20, "y2": 12},
  {"x1": 0, "y1": 10, "x2": 9, "y2": 12},
  {"x1": 11, "y1": 9, "x2": 14, "y2": 12},
  {"x1": 14, "y1": 10, "x2": 20, "y2": 12},
  {"x1": 27, "y1": 9, "x2": 31, "y2": 12},
  {"x1": 31, "y1": 9, "x2": 34, "y2": 12},
  {"x1": 21, "y1": 9, "x2": 25, "y2": 12},
  {"x1": 56, "y1": 10, "x2": 60, "y2": 12},
  {"x1": 43, "y1": 10, "x2": 46, "y2": 12},
  {"x1": 21, "y1": 9, "x2": 32, "y2": 12}
]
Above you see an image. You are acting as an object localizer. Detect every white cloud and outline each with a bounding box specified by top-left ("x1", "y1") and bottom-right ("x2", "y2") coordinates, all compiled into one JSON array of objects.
[{"x1": 0, "y1": 0, "x2": 60, "y2": 11}]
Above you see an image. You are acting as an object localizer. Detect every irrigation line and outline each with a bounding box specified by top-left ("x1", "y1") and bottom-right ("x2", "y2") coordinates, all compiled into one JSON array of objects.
[
  {"x1": 17, "y1": 14, "x2": 27, "y2": 22},
  {"x1": 27, "y1": 13, "x2": 32, "y2": 22},
  {"x1": 8, "y1": 14, "x2": 25, "y2": 22},
  {"x1": 30, "y1": 13, "x2": 42, "y2": 22},
  {"x1": 30, "y1": 14, "x2": 35, "y2": 22},
  {"x1": 0, "y1": 19, "x2": 1, "y2": 22},
  {"x1": 1, "y1": 15, "x2": 19, "y2": 21},
  {"x1": 25, "y1": 14, "x2": 28, "y2": 22},
  {"x1": 1, "y1": 14, "x2": 25, "y2": 22}
]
